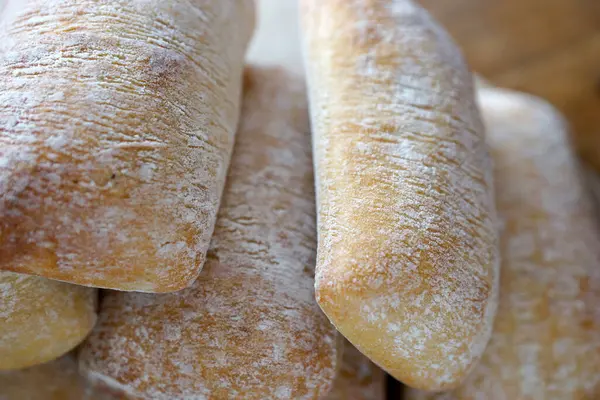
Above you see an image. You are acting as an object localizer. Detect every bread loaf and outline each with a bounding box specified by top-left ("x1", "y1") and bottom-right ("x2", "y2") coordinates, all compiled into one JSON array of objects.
[
  {"x1": 79, "y1": 67, "x2": 339, "y2": 399},
  {"x1": 0, "y1": 0, "x2": 254, "y2": 292},
  {"x1": 300, "y1": 0, "x2": 499, "y2": 390},
  {"x1": 407, "y1": 87, "x2": 600, "y2": 399},
  {"x1": 0, "y1": 271, "x2": 96, "y2": 370}
]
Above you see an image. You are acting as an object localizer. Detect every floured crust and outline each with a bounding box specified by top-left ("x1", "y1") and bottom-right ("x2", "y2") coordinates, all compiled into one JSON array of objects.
[
  {"x1": 78, "y1": 67, "x2": 339, "y2": 399},
  {"x1": 0, "y1": 353, "x2": 117, "y2": 399},
  {"x1": 301, "y1": 0, "x2": 499, "y2": 390},
  {"x1": 0, "y1": 271, "x2": 97, "y2": 370},
  {"x1": 408, "y1": 88, "x2": 600, "y2": 399},
  {"x1": 0, "y1": 0, "x2": 255, "y2": 292},
  {"x1": 326, "y1": 339, "x2": 386, "y2": 400}
]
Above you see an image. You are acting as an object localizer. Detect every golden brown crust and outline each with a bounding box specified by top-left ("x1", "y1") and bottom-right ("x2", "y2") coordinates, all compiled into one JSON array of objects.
[
  {"x1": 301, "y1": 0, "x2": 499, "y2": 390},
  {"x1": 78, "y1": 67, "x2": 339, "y2": 399},
  {"x1": 0, "y1": 353, "x2": 118, "y2": 400},
  {"x1": 407, "y1": 88, "x2": 600, "y2": 399},
  {"x1": 0, "y1": 0, "x2": 254, "y2": 292},
  {"x1": 0, "y1": 271, "x2": 97, "y2": 370}
]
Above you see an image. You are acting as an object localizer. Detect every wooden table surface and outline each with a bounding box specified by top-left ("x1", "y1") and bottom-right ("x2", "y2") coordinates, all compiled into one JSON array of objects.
[{"x1": 420, "y1": 0, "x2": 600, "y2": 169}]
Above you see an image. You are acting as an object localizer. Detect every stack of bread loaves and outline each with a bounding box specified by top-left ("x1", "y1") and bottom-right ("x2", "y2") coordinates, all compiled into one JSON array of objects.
[{"x1": 1, "y1": 0, "x2": 599, "y2": 399}]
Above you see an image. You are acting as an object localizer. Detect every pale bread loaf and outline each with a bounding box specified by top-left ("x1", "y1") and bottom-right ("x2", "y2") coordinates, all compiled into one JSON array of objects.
[
  {"x1": 0, "y1": 0, "x2": 254, "y2": 292},
  {"x1": 407, "y1": 88, "x2": 600, "y2": 399},
  {"x1": 0, "y1": 271, "x2": 96, "y2": 370},
  {"x1": 78, "y1": 67, "x2": 339, "y2": 399},
  {"x1": 300, "y1": 0, "x2": 499, "y2": 390}
]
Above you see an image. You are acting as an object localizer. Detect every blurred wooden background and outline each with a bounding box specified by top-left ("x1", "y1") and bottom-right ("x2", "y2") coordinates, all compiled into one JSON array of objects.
[{"x1": 420, "y1": 0, "x2": 600, "y2": 169}]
